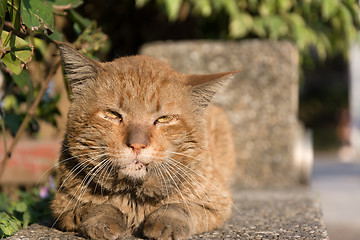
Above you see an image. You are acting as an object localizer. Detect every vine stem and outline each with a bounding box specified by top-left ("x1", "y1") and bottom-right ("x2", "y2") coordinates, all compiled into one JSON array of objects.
[{"x1": 0, "y1": 60, "x2": 61, "y2": 181}]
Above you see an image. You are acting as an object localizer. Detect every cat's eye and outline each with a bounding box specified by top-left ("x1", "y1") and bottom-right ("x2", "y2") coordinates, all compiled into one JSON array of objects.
[
  {"x1": 103, "y1": 110, "x2": 122, "y2": 122},
  {"x1": 155, "y1": 115, "x2": 177, "y2": 124}
]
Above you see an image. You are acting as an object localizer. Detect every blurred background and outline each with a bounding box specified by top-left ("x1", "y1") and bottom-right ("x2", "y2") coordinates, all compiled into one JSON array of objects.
[{"x1": 0, "y1": 0, "x2": 360, "y2": 239}]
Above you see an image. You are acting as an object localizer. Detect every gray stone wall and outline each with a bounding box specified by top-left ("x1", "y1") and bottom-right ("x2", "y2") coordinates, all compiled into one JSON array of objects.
[{"x1": 140, "y1": 40, "x2": 301, "y2": 188}]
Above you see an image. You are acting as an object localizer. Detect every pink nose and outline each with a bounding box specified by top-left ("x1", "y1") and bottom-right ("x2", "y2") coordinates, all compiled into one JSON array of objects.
[{"x1": 129, "y1": 143, "x2": 146, "y2": 155}]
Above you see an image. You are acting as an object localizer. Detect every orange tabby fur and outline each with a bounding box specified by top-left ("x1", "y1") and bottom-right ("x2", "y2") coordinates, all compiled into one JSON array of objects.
[{"x1": 51, "y1": 43, "x2": 236, "y2": 240}]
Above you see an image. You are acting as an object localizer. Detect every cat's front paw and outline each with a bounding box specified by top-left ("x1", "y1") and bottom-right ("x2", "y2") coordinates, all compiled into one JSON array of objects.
[
  {"x1": 143, "y1": 205, "x2": 191, "y2": 240},
  {"x1": 80, "y1": 215, "x2": 133, "y2": 240}
]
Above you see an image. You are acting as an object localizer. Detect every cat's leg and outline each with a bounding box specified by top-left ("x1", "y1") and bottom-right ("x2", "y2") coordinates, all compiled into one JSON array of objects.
[
  {"x1": 51, "y1": 191, "x2": 80, "y2": 232},
  {"x1": 52, "y1": 193, "x2": 133, "y2": 239},
  {"x1": 143, "y1": 198, "x2": 232, "y2": 240}
]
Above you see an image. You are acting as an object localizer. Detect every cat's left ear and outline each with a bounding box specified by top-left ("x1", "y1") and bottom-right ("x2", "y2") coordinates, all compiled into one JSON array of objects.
[
  {"x1": 184, "y1": 71, "x2": 239, "y2": 109},
  {"x1": 57, "y1": 42, "x2": 101, "y2": 92}
]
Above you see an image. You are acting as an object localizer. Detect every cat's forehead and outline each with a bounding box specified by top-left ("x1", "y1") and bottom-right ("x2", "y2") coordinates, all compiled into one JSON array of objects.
[
  {"x1": 110, "y1": 55, "x2": 175, "y2": 74},
  {"x1": 105, "y1": 55, "x2": 182, "y2": 85},
  {"x1": 98, "y1": 56, "x2": 187, "y2": 114}
]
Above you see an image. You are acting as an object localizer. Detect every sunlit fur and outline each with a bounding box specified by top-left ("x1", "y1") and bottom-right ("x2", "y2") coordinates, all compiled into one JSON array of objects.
[{"x1": 51, "y1": 43, "x2": 236, "y2": 240}]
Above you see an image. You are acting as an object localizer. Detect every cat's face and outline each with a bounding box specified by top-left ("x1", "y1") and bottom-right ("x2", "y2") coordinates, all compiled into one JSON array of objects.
[
  {"x1": 67, "y1": 57, "x2": 202, "y2": 180},
  {"x1": 58, "y1": 44, "x2": 236, "y2": 181}
]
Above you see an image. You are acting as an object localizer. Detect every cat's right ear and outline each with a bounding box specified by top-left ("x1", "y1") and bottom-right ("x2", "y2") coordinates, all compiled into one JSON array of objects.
[
  {"x1": 184, "y1": 71, "x2": 239, "y2": 110},
  {"x1": 57, "y1": 43, "x2": 100, "y2": 91}
]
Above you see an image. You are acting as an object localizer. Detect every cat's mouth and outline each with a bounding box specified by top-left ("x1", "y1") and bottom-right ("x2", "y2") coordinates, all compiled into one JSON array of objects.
[
  {"x1": 132, "y1": 159, "x2": 148, "y2": 171},
  {"x1": 123, "y1": 159, "x2": 149, "y2": 178}
]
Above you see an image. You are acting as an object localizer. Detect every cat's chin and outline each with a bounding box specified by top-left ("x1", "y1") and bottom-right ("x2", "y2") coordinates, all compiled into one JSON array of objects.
[{"x1": 123, "y1": 159, "x2": 148, "y2": 179}]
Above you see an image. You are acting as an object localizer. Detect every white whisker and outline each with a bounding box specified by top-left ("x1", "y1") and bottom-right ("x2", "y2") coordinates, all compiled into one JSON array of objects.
[
  {"x1": 51, "y1": 156, "x2": 109, "y2": 229},
  {"x1": 36, "y1": 151, "x2": 103, "y2": 187},
  {"x1": 167, "y1": 153, "x2": 243, "y2": 217},
  {"x1": 159, "y1": 164, "x2": 193, "y2": 222}
]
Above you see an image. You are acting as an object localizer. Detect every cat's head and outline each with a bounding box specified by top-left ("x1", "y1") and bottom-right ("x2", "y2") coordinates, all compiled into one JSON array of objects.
[{"x1": 58, "y1": 43, "x2": 237, "y2": 182}]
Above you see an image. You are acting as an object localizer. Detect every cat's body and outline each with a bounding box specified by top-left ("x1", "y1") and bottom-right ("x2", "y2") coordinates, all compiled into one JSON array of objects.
[{"x1": 51, "y1": 43, "x2": 236, "y2": 240}]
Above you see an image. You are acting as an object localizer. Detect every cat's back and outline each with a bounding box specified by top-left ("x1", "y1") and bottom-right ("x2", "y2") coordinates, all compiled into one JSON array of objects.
[{"x1": 204, "y1": 105, "x2": 236, "y2": 186}]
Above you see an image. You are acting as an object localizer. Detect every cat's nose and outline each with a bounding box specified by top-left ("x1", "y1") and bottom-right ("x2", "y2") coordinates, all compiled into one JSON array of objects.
[
  {"x1": 129, "y1": 143, "x2": 146, "y2": 155},
  {"x1": 126, "y1": 125, "x2": 150, "y2": 154}
]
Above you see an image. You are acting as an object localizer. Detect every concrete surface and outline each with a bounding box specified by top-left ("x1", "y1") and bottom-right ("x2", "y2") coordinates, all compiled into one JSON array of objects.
[
  {"x1": 7, "y1": 189, "x2": 328, "y2": 239},
  {"x1": 312, "y1": 153, "x2": 360, "y2": 240}
]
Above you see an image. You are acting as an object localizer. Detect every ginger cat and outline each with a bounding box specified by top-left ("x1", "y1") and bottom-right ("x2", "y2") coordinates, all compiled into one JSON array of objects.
[{"x1": 51, "y1": 43, "x2": 237, "y2": 240}]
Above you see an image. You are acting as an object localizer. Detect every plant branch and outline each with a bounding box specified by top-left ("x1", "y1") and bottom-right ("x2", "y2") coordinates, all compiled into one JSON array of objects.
[
  {"x1": 0, "y1": 115, "x2": 7, "y2": 157},
  {"x1": 3, "y1": 21, "x2": 27, "y2": 38},
  {"x1": 0, "y1": 60, "x2": 61, "y2": 181}
]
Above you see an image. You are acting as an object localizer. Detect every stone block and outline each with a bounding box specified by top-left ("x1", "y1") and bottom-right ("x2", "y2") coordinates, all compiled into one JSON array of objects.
[{"x1": 140, "y1": 40, "x2": 302, "y2": 187}]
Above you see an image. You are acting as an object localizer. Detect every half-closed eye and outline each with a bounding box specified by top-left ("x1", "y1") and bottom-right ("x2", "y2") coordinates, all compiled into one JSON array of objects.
[
  {"x1": 154, "y1": 115, "x2": 178, "y2": 125},
  {"x1": 102, "y1": 109, "x2": 122, "y2": 122}
]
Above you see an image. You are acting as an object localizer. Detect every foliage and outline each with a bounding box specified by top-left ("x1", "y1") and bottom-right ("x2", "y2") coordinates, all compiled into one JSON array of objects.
[
  {"x1": 2, "y1": 73, "x2": 61, "y2": 135},
  {"x1": 0, "y1": 186, "x2": 54, "y2": 238},
  {"x1": 0, "y1": 212, "x2": 21, "y2": 238},
  {"x1": 0, "y1": 0, "x2": 110, "y2": 136},
  {"x1": 136, "y1": 0, "x2": 360, "y2": 65}
]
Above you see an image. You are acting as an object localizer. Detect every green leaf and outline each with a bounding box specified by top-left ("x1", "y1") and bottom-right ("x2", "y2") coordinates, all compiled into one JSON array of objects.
[
  {"x1": 68, "y1": 8, "x2": 91, "y2": 31},
  {"x1": 248, "y1": 0, "x2": 259, "y2": 12},
  {"x1": 321, "y1": 0, "x2": 339, "y2": 20},
  {"x1": 221, "y1": 0, "x2": 239, "y2": 18},
  {"x1": 4, "y1": 112, "x2": 23, "y2": 135},
  {"x1": 46, "y1": 0, "x2": 83, "y2": 9},
  {"x1": 135, "y1": 0, "x2": 150, "y2": 8},
  {"x1": 295, "y1": 27, "x2": 317, "y2": 52},
  {"x1": 15, "y1": 202, "x2": 27, "y2": 212},
  {"x1": 3, "y1": 94, "x2": 18, "y2": 111},
  {"x1": 164, "y1": 0, "x2": 182, "y2": 21},
  {"x1": 317, "y1": 32, "x2": 332, "y2": 53},
  {"x1": 293, "y1": 26, "x2": 308, "y2": 50},
  {"x1": 11, "y1": 70, "x2": 34, "y2": 108},
  {"x1": 22, "y1": 211, "x2": 30, "y2": 228},
  {"x1": 266, "y1": 16, "x2": 288, "y2": 39},
  {"x1": 314, "y1": 37, "x2": 327, "y2": 60},
  {"x1": 277, "y1": 0, "x2": 293, "y2": 13},
  {"x1": 259, "y1": 0, "x2": 276, "y2": 17},
  {"x1": 21, "y1": 0, "x2": 54, "y2": 32},
  {"x1": 229, "y1": 13, "x2": 253, "y2": 38},
  {"x1": 193, "y1": 0, "x2": 212, "y2": 17},
  {"x1": 210, "y1": 0, "x2": 223, "y2": 11},
  {"x1": 0, "y1": 0, "x2": 7, "y2": 33},
  {"x1": 286, "y1": 13, "x2": 306, "y2": 27},
  {"x1": 0, "y1": 212, "x2": 21, "y2": 237},
  {"x1": 343, "y1": 1, "x2": 360, "y2": 26},
  {"x1": 74, "y1": 21, "x2": 110, "y2": 59},
  {"x1": 0, "y1": 212, "x2": 10, "y2": 223},
  {"x1": 0, "y1": 31, "x2": 34, "y2": 75},
  {"x1": 331, "y1": 15, "x2": 342, "y2": 32},
  {"x1": 11, "y1": 70, "x2": 32, "y2": 91},
  {"x1": 47, "y1": 28, "x2": 64, "y2": 42},
  {"x1": 1, "y1": 52, "x2": 22, "y2": 74},
  {"x1": 252, "y1": 17, "x2": 267, "y2": 37},
  {"x1": 338, "y1": 4, "x2": 355, "y2": 40},
  {"x1": 33, "y1": 37, "x2": 47, "y2": 57},
  {"x1": 8, "y1": 219, "x2": 20, "y2": 232}
]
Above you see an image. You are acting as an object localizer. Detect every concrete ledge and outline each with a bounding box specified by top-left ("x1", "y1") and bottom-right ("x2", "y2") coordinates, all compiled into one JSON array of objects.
[
  {"x1": 7, "y1": 188, "x2": 328, "y2": 239},
  {"x1": 192, "y1": 188, "x2": 328, "y2": 239}
]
